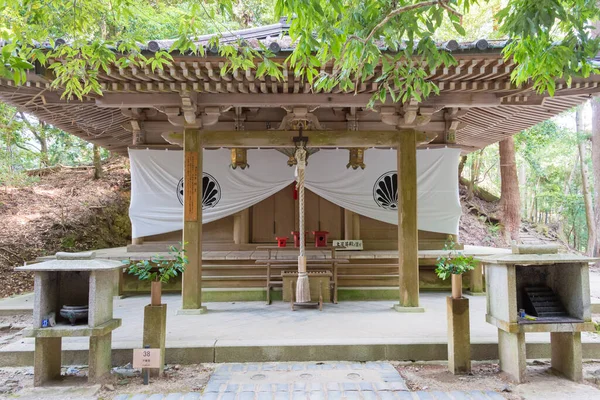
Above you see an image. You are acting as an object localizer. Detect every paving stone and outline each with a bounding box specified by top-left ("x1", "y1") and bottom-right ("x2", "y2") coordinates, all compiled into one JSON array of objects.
[
  {"x1": 447, "y1": 391, "x2": 471, "y2": 400},
  {"x1": 342, "y1": 383, "x2": 358, "y2": 391},
  {"x1": 292, "y1": 392, "x2": 307, "y2": 400},
  {"x1": 205, "y1": 383, "x2": 223, "y2": 393},
  {"x1": 112, "y1": 395, "x2": 130, "y2": 400},
  {"x1": 326, "y1": 383, "x2": 341, "y2": 391},
  {"x1": 306, "y1": 383, "x2": 322, "y2": 392},
  {"x1": 182, "y1": 394, "x2": 201, "y2": 400},
  {"x1": 148, "y1": 395, "x2": 166, "y2": 400},
  {"x1": 308, "y1": 392, "x2": 324, "y2": 400},
  {"x1": 465, "y1": 392, "x2": 490, "y2": 400},
  {"x1": 201, "y1": 393, "x2": 219, "y2": 400},
  {"x1": 414, "y1": 392, "x2": 434, "y2": 400},
  {"x1": 241, "y1": 384, "x2": 256, "y2": 392},
  {"x1": 275, "y1": 384, "x2": 289, "y2": 392},
  {"x1": 247, "y1": 365, "x2": 260, "y2": 372},
  {"x1": 397, "y1": 393, "x2": 415, "y2": 400},
  {"x1": 231, "y1": 364, "x2": 244, "y2": 372},
  {"x1": 238, "y1": 392, "x2": 255, "y2": 400},
  {"x1": 220, "y1": 393, "x2": 236, "y2": 400},
  {"x1": 306, "y1": 364, "x2": 319, "y2": 371},
  {"x1": 262, "y1": 364, "x2": 276, "y2": 371},
  {"x1": 130, "y1": 395, "x2": 150, "y2": 400},
  {"x1": 321, "y1": 364, "x2": 334, "y2": 371},
  {"x1": 225, "y1": 384, "x2": 239, "y2": 393},
  {"x1": 257, "y1": 393, "x2": 273, "y2": 400},
  {"x1": 292, "y1": 382, "x2": 306, "y2": 391},
  {"x1": 483, "y1": 392, "x2": 505, "y2": 400},
  {"x1": 362, "y1": 391, "x2": 378, "y2": 400},
  {"x1": 258, "y1": 384, "x2": 273, "y2": 392},
  {"x1": 351, "y1": 364, "x2": 364, "y2": 370},
  {"x1": 327, "y1": 391, "x2": 342, "y2": 400},
  {"x1": 359, "y1": 382, "x2": 374, "y2": 391},
  {"x1": 342, "y1": 391, "x2": 361, "y2": 400},
  {"x1": 377, "y1": 392, "x2": 395, "y2": 400},
  {"x1": 387, "y1": 382, "x2": 408, "y2": 391},
  {"x1": 429, "y1": 392, "x2": 452, "y2": 400},
  {"x1": 292, "y1": 364, "x2": 305, "y2": 371},
  {"x1": 165, "y1": 394, "x2": 185, "y2": 400},
  {"x1": 274, "y1": 392, "x2": 289, "y2": 400}
]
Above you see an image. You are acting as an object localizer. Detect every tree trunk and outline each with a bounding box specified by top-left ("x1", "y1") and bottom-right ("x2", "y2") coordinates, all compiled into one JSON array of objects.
[
  {"x1": 499, "y1": 137, "x2": 520, "y2": 243},
  {"x1": 458, "y1": 155, "x2": 467, "y2": 181},
  {"x1": 467, "y1": 151, "x2": 482, "y2": 200},
  {"x1": 590, "y1": 2, "x2": 600, "y2": 263},
  {"x1": 38, "y1": 122, "x2": 49, "y2": 168},
  {"x1": 528, "y1": 178, "x2": 540, "y2": 222},
  {"x1": 557, "y1": 155, "x2": 578, "y2": 245},
  {"x1": 576, "y1": 108, "x2": 596, "y2": 256},
  {"x1": 93, "y1": 144, "x2": 103, "y2": 179}
]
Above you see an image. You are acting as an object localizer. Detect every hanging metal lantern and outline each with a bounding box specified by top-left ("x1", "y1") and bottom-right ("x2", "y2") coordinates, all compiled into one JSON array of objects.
[
  {"x1": 230, "y1": 148, "x2": 249, "y2": 169},
  {"x1": 346, "y1": 148, "x2": 366, "y2": 170}
]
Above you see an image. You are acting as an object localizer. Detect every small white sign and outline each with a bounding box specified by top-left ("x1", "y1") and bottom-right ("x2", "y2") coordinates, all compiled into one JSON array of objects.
[
  {"x1": 333, "y1": 240, "x2": 363, "y2": 250},
  {"x1": 133, "y1": 348, "x2": 161, "y2": 369}
]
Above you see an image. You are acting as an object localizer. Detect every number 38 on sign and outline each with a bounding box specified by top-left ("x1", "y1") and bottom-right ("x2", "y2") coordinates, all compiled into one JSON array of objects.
[{"x1": 133, "y1": 348, "x2": 161, "y2": 369}]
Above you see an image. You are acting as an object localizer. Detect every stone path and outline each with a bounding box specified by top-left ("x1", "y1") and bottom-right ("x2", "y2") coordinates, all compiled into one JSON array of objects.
[{"x1": 113, "y1": 362, "x2": 505, "y2": 400}]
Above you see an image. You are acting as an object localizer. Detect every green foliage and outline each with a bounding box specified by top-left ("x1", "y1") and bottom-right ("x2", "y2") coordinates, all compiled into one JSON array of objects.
[
  {"x1": 124, "y1": 243, "x2": 188, "y2": 284},
  {"x1": 1, "y1": 0, "x2": 598, "y2": 102},
  {"x1": 435, "y1": 238, "x2": 477, "y2": 280}
]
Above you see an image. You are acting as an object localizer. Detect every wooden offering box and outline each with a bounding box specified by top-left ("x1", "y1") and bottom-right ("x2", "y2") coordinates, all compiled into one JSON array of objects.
[
  {"x1": 16, "y1": 252, "x2": 122, "y2": 386},
  {"x1": 478, "y1": 247, "x2": 597, "y2": 383}
]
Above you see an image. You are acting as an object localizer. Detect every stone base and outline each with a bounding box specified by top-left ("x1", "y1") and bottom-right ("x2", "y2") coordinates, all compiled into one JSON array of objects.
[
  {"x1": 498, "y1": 329, "x2": 526, "y2": 383},
  {"x1": 176, "y1": 306, "x2": 208, "y2": 315},
  {"x1": 144, "y1": 304, "x2": 167, "y2": 376},
  {"x1": 447, "y1": 296, "x2": 471, "y2": 374},
  {"x1": 392, "y1": 304, "x2": 425, "y2": 313},
  {"x1": 551, "y1": 331, "x2": 582, "y2": 382},
  {"x1": 33, "y1": 337, "x2": 61, "y2": 387}
]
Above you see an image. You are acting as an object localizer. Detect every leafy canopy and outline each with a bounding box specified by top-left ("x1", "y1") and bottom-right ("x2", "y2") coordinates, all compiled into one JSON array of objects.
[{"x1": 1, "y1": 0, "x2": 599, "y2": 100}]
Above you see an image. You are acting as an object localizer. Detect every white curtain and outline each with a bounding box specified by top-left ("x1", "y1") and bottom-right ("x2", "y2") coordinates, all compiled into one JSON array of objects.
[{"x1": 128, "y1": 147, "x2": 462, "y2": 238}]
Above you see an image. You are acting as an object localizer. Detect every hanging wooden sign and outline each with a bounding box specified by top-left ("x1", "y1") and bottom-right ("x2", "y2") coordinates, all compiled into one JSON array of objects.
[
  {"x1": 333, "y1": 240, "x2": 363, "y2": 250},
  {"x1": 184, "y1": 151, "x2": 198, "y2": 222}
]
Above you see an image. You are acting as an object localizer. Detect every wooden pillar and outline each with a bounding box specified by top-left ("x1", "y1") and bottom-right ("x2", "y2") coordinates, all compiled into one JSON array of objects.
[
  {"x1": 344, "y1": 209, "x2": 354, "y2": 239},
  {"x1": 233, "y1": 209, "x2": 250, "y2": 244},
  {"x1": 344, "y1": 210, "x2": 361, "y2": 240},
  {"x1": 394, "y1": 130, "x2": 424, "y2": 312},
  {"x1": 131, "y1": 237, "x2": 144, "y2": 245},
  {"x1": 352, "y1": 213, "x2": 361, "y2": 240},
  {"x1": 179, "y1": 128, "x2": 207, "y2": 314}
]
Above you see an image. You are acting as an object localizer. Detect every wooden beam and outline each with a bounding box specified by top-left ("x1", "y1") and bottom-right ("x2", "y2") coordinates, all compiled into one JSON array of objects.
[
  {"x1": 95, "y1": 92, "x2": 502, "y2": 109},
  {"x1": 394, "y1": 130, "x2": 423, "y2": 312},
  {"x1": 184, "y1": 130, "x2": 436, "y2": 148},
  {"x1": 180, "y1": 128, "x2": 207, "y2": 314}
]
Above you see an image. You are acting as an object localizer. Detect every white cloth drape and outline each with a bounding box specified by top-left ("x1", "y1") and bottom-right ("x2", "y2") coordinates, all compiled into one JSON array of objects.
[{"x1": 128, "y1": 148, "x2": 462, "y2": 238}]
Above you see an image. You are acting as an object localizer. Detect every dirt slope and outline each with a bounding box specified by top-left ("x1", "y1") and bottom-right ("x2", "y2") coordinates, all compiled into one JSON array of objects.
[{"x1": 0, "y1": 157, "x2": 131, "y2": 297}]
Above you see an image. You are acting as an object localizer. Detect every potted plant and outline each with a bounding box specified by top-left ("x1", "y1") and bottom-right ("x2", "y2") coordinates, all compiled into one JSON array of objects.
[
  {"x1": 124, "y1": 243, "x2": 188, "y2": 306},
  {"x1": 435, "y1": 239, "x2": 477, "y2": 299}
]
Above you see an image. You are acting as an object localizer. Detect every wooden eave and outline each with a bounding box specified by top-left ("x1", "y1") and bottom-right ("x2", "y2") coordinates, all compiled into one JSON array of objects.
[{"x1": 0, "y1": 45, "x2": 599, "y2": 155}]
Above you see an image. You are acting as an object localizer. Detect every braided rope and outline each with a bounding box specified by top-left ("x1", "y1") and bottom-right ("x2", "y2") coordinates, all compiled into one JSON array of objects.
[{"x1": 296, "y1": 147, "x2": 307, "y2": 258}]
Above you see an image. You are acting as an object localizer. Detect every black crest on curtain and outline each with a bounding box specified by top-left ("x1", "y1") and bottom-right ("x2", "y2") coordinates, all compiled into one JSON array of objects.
[
  {"x1": 177, "y1": 173, "x2": 221, "y2": 209},
  {"x1": 373, "y1": 171, "x2": 398, "y2": 210}
]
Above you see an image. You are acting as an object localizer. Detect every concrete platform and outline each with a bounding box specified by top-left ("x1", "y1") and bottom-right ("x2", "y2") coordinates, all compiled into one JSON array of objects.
[{"x1": 2, "y1": 293, "x2": 600, "y2": 367}]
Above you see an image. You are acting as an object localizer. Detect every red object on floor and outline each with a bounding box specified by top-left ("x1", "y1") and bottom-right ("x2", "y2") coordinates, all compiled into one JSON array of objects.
[
  {"x1": 291, "y1": 231, "x2": 308, "y2": 248},
  {"x1": 312, "y1": 231, "x2": 329, "y2": 247},
  {"x1": 276, "y1": 237, "x2": 288, "y2": 247}
]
